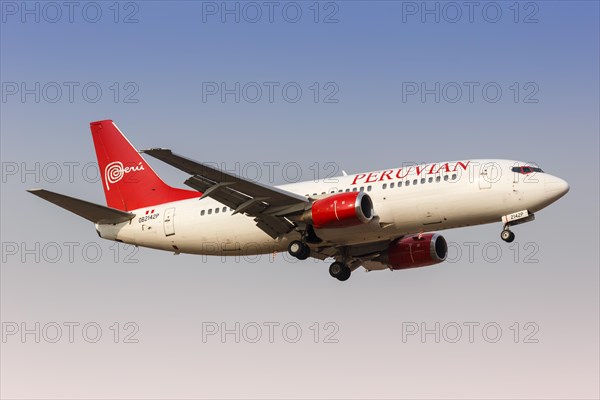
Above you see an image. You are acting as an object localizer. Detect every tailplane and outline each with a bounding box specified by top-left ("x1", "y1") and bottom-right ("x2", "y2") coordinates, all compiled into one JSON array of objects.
[
  {"x1": 90, "y1": 120, "x2": 199, "y2": 211},
  {"x1": 27, "y1": 189, "x2": 135, "y2": 224}
]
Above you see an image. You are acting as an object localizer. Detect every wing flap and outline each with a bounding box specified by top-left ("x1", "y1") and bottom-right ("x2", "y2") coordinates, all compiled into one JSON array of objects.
[
  {"x1": 28, "y1": 189, "x2": 135, "y2": 224},
  {"x1": 254, "y1": 215, "x2": 296, "y2": 239}
]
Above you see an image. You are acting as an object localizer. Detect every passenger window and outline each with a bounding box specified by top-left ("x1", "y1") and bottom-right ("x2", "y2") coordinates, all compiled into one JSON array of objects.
[
  {"x1": 444, "y1": 175, "x2": 449, "y2": 181},
  {"x1": 338, "y1": 189, "x2": 343, "y2": 193},
  {"x1": 452, "y1": 174, "x2": 457, "y2": 180},
  {"x1": 421, "y1": 178, "x2": 425, "y2": 184},
  {"x1": 428, "y1": 177, "x2": 433, "y2": 183},
  {"x1": 201, "y1": 210, "x2": 205, "y2": 216},
  {"x1": 382, "y1": 183, "x2": 387, "y2": 189},
  {"x1": 398, "y1": 181, "x2": 402, "y2": 187},
  {"x1": 223, "y1": 207, "x2": 227, "y2": 213},
  {"x1": 215, "y1": 208, "x2": 219, "y2": 214},
  {"x1": 345, "y1": 188, "x2": 350, "y2": 192},
  {"x1": 367, "y1": 185, "x2": 372, "y2": 191},
  {"x1": 352, "y1": 187, "x2": 357, "y2": 192},
  {"x1": 208, "y1": 209, "x2": 212, "y2": 215},
  {"x1": 436, "y1": 176, "x2": 441, "y2": 182},
  {"x1": 360, "y1": 187, "x2": 364, "y2": 192},
  {"x1": 413, "y1": 179, "x2": 418, "y2": 185},
  {"x1": 406, "y1": 180, "x2": 410, "y2": 186},
  {"x1": 390, "y1": 182, "x2": 394, "y2": 189}
]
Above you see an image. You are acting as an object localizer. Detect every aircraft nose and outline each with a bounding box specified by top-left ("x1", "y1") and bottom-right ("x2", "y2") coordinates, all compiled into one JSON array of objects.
[{"x1": 545, "y1": 175, "x2": 570, "y2": 202}]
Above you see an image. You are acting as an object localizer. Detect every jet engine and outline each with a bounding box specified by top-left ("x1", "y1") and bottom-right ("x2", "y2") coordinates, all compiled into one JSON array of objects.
[
  {"x1": 383, "y1": 233, "x2": 447, "y2": 270},
  {"x1": 302, "y1": 191, "x2": 374, "y2": 229}
]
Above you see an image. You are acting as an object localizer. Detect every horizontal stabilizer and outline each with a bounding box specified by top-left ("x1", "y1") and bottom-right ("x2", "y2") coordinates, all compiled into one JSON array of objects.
[{"x1": 27, "y1": 189, "x2": 135, "y2": 224}]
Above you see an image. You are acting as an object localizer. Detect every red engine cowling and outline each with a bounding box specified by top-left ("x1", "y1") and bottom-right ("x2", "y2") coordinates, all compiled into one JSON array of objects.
[
  {"x1": 302, "y1": 191, "x2": 374, "y2": 229},
  {"x1": 386, "y1": 233, "x2": 447, "y2": 270}
]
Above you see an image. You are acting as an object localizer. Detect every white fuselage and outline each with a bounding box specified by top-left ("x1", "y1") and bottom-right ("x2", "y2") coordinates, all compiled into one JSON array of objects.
[{"x1": 96, "y1": 159, "x2": 567, "y2": 257}]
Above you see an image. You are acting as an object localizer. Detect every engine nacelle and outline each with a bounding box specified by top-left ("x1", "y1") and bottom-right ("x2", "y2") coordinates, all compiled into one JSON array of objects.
[
  {"x1": 384, "y1": 233, "x2": 447, "y2": 270},
  {"x1": 302, "y1": 191, "x2": 374, "y2": 229}
]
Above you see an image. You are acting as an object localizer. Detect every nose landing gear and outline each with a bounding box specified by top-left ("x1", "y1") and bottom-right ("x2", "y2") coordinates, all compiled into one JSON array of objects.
[
  {"x1": 500, "y1": 227, "x2": 515, "y2": 243},
  {"x1": 500, "y1": 211, "x2": 535, "y2": 243}
]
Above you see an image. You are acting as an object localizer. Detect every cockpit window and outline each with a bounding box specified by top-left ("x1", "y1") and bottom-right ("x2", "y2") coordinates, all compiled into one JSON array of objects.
[{"x1": 512, "y1": 166, "x2": 544, "y2": 174}]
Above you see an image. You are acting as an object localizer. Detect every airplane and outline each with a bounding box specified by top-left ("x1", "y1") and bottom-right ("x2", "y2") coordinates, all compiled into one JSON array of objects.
[{"x1": 28, "y1": 120, "x2": 570, "y2": 281}]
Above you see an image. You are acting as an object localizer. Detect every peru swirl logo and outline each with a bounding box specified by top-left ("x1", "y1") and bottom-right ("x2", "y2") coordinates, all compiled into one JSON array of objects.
[{"x1": 104, "y1": 161, "x2": 145, "y2": 191}]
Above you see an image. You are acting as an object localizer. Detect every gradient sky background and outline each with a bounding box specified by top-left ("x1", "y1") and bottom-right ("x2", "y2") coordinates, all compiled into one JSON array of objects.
[{"x1": 1, "y1": 1, "x2": 598, "y2": 399}]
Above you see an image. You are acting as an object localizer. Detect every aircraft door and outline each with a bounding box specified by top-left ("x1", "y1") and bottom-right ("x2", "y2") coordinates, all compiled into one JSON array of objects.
[
  {"x1": 164, "y1": 207, "x2": 176, "y2": 236},
  {"x1": 479, "y1": 163, "x2": 494, "y2": 189}
]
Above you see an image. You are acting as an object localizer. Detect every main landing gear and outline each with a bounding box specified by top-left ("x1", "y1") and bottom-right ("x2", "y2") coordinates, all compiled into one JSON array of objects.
[
  {"x1": 329, "y1": 261, "x2": 351, "y2": 282},
  {"x1": 288, "y1": 240, "x2": 352, "y2": 282},
  {"x1": 500, "y1": 226, "x2": 515, "y2": 243},
  {"x1": 287, "y1": 226, "x2": 322, "y2": 261},
  {"x1": 288, "y1": 240, "x2": 310, "y2": 260}
]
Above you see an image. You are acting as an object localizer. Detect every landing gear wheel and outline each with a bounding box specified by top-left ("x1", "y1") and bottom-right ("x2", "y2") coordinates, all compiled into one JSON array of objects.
[
  {"x1": 501, "y1": 229, "x2": 515, "y2": 243},
  {"x1": 338, "y1": 267, "x2": 351, "y2": 281},
  {"x1": 288, "y1": 240, "x2": 310, "y2": 260},
  {"x1": 297, "y1": 246, "x2": 310, "y2": 260},
  {"x1": 329, "y1": 261, "x2": 351, "y2": 281}
]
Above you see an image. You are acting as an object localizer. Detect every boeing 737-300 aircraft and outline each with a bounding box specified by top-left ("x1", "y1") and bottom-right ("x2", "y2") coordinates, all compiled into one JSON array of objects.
[{"x1": 28, "y1": 120, "x2": 570, "y2": 281}]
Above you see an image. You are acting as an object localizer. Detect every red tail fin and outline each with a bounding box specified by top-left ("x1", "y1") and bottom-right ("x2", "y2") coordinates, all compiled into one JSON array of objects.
[{"x1": 90, "y1": 120, "x2": 199, "y2": 211}]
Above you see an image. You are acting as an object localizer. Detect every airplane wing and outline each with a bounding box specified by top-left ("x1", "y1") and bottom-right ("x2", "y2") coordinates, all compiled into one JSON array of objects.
[
  {"x1": 310, "y1": 238, "x2": 390, "y2": 260},
  {"x1": 309, "y1": 239, "x2": 394, "y2": 272},
  {"x1": 142, "y1": 148, "x2": 310, "y2": 238}
]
